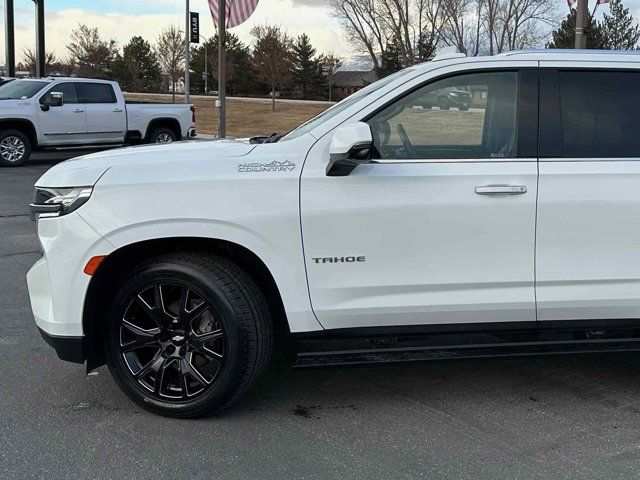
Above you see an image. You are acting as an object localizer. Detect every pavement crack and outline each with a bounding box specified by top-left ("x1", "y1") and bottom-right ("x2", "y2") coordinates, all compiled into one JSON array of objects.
[{"x1": 0, "y1": 213, "x2": 30, "y2": 218}]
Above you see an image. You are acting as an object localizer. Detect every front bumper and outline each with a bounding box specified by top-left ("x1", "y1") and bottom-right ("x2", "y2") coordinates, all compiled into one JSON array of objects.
[
  {"x1": 26, "y1": 211, "x2": 114, "y2": 360},
  {"x1": 38, "y1": 327, "x2": 84, "y2": 364}
]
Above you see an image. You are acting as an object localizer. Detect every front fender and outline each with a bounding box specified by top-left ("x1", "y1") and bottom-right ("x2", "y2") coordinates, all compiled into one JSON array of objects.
[{"x1": 79, "y1": 216, "x2": 323, "y2": 333}]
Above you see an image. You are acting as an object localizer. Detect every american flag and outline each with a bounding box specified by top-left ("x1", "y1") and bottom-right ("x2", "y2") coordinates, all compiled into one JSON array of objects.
[
  {"x1": 208, "y1": 0, "x2": 259, "y2": 28},
  {"x1": 567, "y1": 0, "x2": 609, "y2": 7}
]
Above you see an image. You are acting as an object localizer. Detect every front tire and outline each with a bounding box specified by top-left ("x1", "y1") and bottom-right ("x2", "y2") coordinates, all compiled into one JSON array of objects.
[
  {"x1": 104, "y1": 253, "x2": 273, "y2": 418},
  {"x1": 0, "y1": 129, "x2": 31, "y2": 167}
]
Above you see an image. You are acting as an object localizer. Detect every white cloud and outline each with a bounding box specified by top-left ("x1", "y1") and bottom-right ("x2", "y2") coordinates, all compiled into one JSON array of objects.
[{"x1": 0, "y1": 0, "x2": 356, "y2": 66}]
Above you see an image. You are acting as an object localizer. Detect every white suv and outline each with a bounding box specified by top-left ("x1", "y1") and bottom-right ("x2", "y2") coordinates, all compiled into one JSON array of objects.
[{"x1": 27, "y1": 50, "x2": 640, "y2": 417}]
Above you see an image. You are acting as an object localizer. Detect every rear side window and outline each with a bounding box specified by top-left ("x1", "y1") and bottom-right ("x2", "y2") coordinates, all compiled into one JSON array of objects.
[
  {"x1": 81, "y1": 83, "x2": 116, "y2": 104},
  {"x1": 559, "y1": 71, "x2": 640, "y2": 158}
]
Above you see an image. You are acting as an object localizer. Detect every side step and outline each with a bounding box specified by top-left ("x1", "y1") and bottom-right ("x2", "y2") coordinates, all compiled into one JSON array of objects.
[{"x1": 294, "y1": 333, "x2": 640, "y2": 368}]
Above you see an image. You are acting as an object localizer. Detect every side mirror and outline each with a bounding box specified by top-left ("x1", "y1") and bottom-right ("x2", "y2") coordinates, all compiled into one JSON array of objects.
[
  {"x1": 326, "y1": 122, "x2": 376, "y2": 177},
  {"x1": 41, "y1": 92, "x2": 64, "y2": 111}
]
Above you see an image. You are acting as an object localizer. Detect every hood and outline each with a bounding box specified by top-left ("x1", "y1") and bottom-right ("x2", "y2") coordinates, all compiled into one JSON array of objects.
[{"x1": 35, "y1": 139, "x2": 257, "y2": 187}]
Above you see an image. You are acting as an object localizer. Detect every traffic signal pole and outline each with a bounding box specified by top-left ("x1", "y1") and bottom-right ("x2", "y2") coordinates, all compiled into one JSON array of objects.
[
  {"x1": 575, "y1": 0, "x2": 588, "y2": 49},
  {"x1": 4, "y1": 0, "x2": 15, "y2": 77}
]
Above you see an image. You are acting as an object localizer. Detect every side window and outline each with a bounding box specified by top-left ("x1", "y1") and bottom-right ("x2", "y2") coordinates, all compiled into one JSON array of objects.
[
  {"x1": 40, "y1": 83, "x2": 80, "y2": 104},
  {"x1": 367, "y1": 71, "x2": 518, "y2": 160},
  {"x1": 559, "y1": 71, "x2": 640, "y2": 158},
  {"x1": 81, "y1": 83, "x2": 116, "y2": 104}
]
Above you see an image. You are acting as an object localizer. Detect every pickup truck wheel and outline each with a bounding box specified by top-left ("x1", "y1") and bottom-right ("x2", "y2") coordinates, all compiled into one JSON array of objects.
[
  {"x1": 104, "y1": 253, "x2": 273, "y2": 418},
  {"x1": 0, "y1": 129, "x2": 31, "y2": 167},
  {"x1": 438, "y1": 97, "x2": 450, "y2": 110},
  {"x1": 149, "y1": 127, "x2": 177, "y2": 144}
]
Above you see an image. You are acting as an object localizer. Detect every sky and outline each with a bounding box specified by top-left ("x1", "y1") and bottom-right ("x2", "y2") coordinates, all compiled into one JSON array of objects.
[
  {"x1": 0, "y1": 0, "x2": 353, "y2": 66},
  {"x1": 1, "y1": 0, "x2": 640, "y2": 67}
]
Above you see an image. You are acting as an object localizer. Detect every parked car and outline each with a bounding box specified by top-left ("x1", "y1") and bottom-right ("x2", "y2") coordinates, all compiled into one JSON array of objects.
[
  {"x1": 418, "y1": 86, "x2": 472, "y2": 110},
  {"x1": 27, "y1": 49, "x2": 640, "y2": 418},
  {"x1": 0, "y1": 77, "x2": 196, "y2": 166},
  {"x1": 0, "y1": 77, "x2": 14, "y2": 87}
]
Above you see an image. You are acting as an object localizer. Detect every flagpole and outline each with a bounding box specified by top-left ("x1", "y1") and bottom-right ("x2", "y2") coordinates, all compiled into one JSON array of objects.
[
  {"x1": 184, "y1": 0, "x2": 190, "y2": 103},
  {"x1": 575, "y1": 0, "x2": 588, "y2": 49},
  {"x1": 218, "y1": 0, "x2": 226, "y2": 138}
]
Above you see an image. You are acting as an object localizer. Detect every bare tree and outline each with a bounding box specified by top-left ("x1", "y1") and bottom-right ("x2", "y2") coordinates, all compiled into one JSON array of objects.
[
  {"x1": 155, "y1": 26, "x2": 184, "y2": 102},
  {"x1": 251, "y1": 25, "x2": 294, "y2": 111},
  {"x1": 484, "y1": 0, "x2": 557, "y2": 53},
  {"x1": 320, "y1": 53, "x2": 342, "y2": 101},
  {"x1": 331, "y1": 0, "x2": 557, "y2": 68},
  {"x1": 22, "y1": 49, "x2": 59, "y2": 76}
]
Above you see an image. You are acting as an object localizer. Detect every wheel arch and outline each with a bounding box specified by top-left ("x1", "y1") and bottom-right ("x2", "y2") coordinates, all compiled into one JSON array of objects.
[
  {"x1": 144, "y1": 118, "x2": 182, "y2": 142},
  {"x1": 0, "y1": 119, "x2": 38, "y2": 147},
  {"x1": 83, "y1": 236, "x2": 291, "y2": 371}
]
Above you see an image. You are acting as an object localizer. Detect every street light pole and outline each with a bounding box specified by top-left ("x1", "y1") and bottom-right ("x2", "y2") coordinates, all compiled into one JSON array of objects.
[
  {"x1": 575, "y1": 0, "x2": 588, "y2": 49},
  {"x1": 184, "y1": 0, "x2": 190, "y2": 103}
]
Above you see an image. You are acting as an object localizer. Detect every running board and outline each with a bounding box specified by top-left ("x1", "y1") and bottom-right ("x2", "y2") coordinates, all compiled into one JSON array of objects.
[{"x1": 294, "y1": 337, "x2": 640, "y2": 368}]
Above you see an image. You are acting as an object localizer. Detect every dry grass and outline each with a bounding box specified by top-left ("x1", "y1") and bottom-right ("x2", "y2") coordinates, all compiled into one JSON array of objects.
[
  {"x1": 124, "y1": 93, "x2": 331, "y2": 138},
  {"x1": 388, "y1": 108, "x2": 486, "y2": 145}
]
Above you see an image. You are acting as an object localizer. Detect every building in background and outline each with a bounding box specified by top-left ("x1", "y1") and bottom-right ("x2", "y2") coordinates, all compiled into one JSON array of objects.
[{"x1": 330, "y1": 69, "x2": 377, "y2": 100}]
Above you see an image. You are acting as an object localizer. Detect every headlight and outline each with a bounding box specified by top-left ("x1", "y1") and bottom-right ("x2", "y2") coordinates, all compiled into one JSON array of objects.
[{"x1": 30, "y1": 186, "x2": 93, "y2": 220}]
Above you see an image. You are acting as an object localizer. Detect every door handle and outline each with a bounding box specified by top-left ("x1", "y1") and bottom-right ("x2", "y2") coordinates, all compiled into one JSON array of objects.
[
  {"x1": 475, "y1": 185, "x2": 527, "y2": 195},
  {"x1": 73, "y1": 108, "x2": 84, "y2": 113},
  {"x1": 113, "y1": 108, "x2": 124, "y2": 113}
]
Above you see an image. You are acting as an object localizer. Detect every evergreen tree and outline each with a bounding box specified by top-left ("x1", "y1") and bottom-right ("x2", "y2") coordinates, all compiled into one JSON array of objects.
[
  {"x1": 67, "y1": 24, "x2": 118, "y2": 78},
  {"x1": 113, "y1": 37, "x2": 161, "y2": 92},
  {"x1": 292, "y1": 34, "x2": 325, "y2": 99},
  {"x1": 379, "y1": 38, "x2": 404, "y2": 77},
  {"x1": 191, "y1": 33, "x2": 258, "y2": 96},
  {"x1": 601, "y1": 0, "x2": 640, "y2": 50},
  {"x1": 547, "y1": 10, "x2": 606, "y2": 49},
  {"x1": 416, "y1": 32, "x2": 437, "y2": 62}
]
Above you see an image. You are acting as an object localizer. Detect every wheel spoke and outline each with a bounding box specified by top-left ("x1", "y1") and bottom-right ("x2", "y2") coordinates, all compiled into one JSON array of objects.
[
  {"x1": 136, "y1": 286, "x2": 176, "y2": 328},
  {"x1": 153, "y1": 357, "x2": 175, "y2": 395},
  {"x1": 190, "y1": 329, "x2": 224, "y2": 350},
  {"x1": 135, "y1": 351, "x2": 164, "y2": 380},
  {"x1": 181, "y1": 357, "x2": 210, "y2": 387},
  {"x1": 121, "y1": 320, "x2": 160, "y2": 352}
]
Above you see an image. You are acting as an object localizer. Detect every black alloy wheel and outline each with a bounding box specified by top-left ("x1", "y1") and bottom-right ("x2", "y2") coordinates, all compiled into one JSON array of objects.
[
  {"x1": 105, "y1": 253, "x2": 273, "y2": 418},
  {"x1": 119, "y1": 283, "x2": 225, "y2": 400}
]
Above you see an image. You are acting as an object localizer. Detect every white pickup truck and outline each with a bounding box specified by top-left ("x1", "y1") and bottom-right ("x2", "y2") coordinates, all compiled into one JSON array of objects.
[{"x1": 0, "y1": 77, "x2": 196, "y2": 166}]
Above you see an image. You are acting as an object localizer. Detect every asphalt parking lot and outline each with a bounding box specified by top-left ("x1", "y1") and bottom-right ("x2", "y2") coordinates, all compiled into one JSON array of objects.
[{"x1": 5, "y1": 151, "x2": 640, "y2": 479}]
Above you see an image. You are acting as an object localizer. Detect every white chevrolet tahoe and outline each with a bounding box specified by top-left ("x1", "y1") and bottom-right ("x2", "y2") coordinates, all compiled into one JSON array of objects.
[
  {"x1": 27, "y1": 50, "x2": 640, "y2": 417},
  {"x1": 0, "y1": 77, "x2": 196, "y2": 166}
]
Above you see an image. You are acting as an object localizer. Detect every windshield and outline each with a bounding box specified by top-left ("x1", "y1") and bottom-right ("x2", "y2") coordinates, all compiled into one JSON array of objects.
[
  {"x1": 282, "y1": 68, "x2": 414, "y2": 141},
  {"x1": 0, "y1": 80, "x2": 48, "y2": 99}
]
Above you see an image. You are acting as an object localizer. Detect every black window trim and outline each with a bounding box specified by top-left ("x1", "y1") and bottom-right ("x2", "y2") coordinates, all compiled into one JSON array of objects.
[
  {"x1": 539, "y1": 67, "x2": 640, "y2": 159},
  {"x1": 362, "y1": 67, "x2": 539, "y2": 162},
  {"x1": 78, "y1": 82, "x2": 117, "y2": 104}
]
